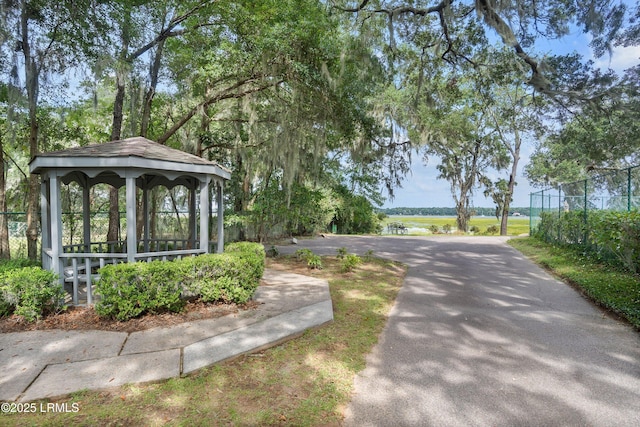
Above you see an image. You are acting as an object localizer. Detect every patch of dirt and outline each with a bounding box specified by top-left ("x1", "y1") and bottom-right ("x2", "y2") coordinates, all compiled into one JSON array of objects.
[{"x1": 0, "y1": 297, "x2": 261, "y2": 334}]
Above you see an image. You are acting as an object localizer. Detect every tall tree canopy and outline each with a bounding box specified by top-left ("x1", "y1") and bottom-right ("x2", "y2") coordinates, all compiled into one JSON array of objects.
[{"x1": 0, "y1": 0, "x2": 638, "y2": 256}]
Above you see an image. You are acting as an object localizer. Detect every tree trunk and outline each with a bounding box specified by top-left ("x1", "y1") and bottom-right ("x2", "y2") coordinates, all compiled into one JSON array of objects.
[
  {"x1": 140, "y1": 39, "x2": 164, "y2": 138},
  {"x1": 21, "y1": 1, "x2": 40, "y2": 260},
  {"x1": 107, "y1": 57, "x2": 127, "y2": 243},
  {"x1": 0, "y1": 137, "x2": 10, "y2": 259},
  {"x1": 500, "y1": 131, "x2": 521, "y2": 236}
]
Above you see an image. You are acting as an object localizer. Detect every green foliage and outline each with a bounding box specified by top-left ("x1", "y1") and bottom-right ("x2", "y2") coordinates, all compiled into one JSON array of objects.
[
  {"x1": 295, "y1": 248, "x2": 314, "y2": 261},
  {"x1": 0, "y1": 267, "x2": 64, "y2": 322},
  {"x1": 470, "y1": 225, "x2": 480, "y2": 233},
  {"x1": 341, "y1": 254, "x2": 362, "y2": 273},
  {"x1": 249, "y1": 181, "x2": 334, "y2": 240},
  {"x1": 96, "y1": 243, "x2": 265, "y2": 320},
  {"x1": 363, "y1": 249, "x2": 375, "y2": 261},
  {"x1": 442, "y1": 224, "x2": 452, "y2": 234},
  {"x1": 429, "y1": 224, "x2": 440, "y2": 234},
  {"x1": 307, "y1": 254, "x2": 323, "y2": 270},
  {"x1": 486, "y1": 225, "x2": 499, "y2": 234},
  {"x1": 225, "y1": 242, "x2": 266, "y2": 282},
  {"x1": 332, "y1": 184, "x2": 383, "y2": 235},
  {"x1": 0, "y1": 258, "x2": 40, "y2": 273},
  {"x1": 95, "y1": 262, "x2": 185, "y2": 321},
  {"x1": 182, "y1": 252, "x2": 259, "y2": 304},
  {"x1": 336, "y1": 247, "x2": 348, "y2": 259},
  {"x1": 587, "y1": 211, "x2": 640, "y2": 273},
  {"x1": 535, "y1": 210, "x2": 640, "y2": 274},
  {"x1": 509, "y1": 237, "x2": 640, "y2": 329},
  {"x1": 266, "y1": 245, "x2": 279, "y2": 258}
]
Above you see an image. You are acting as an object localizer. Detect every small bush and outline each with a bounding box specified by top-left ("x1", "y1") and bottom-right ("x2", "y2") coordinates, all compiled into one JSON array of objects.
[
  {"x1": 336, "y1": 247, "x2": 348, "y2": 259},
  {"x1": 469, "y1": 225, "x2": 480, "y2": 233},
  {"x1": 341, "y1": 254, "x2": 362, "y2": 273},
  {"x1": 295, "y1": 248, "x2": 314, "y2": 261},
  {"x1": 182, "y1": 252, "x2": 258, "y2": 304},
  {"x1": 266, "y1": 245, "x2": 279, "y2": 258},
  {"x1": 96, "y1": 242, "x2": 266, "y2": 321},
  {"x1": 364, "y1": 249, "x2": 375, "y2": 261},
  {"x1": 429, "y1": 225, "x2": 439, "y2": 234},
  {"x1": 486, "y1": 225, "x2": 499, "y2": 235},
  {"x1": 0, "y1": 258, "x2": 40, "y2": 273},
  {"x1": 95, "y1": 261, "x2": 185, "y2": 321},
  {"x1": 0, "y1": 267, "x2": 64, "y2": 322},
  {"x1": 307, "y1": 255, "x2": 323, "y2": 269},
  {"x1": 443, "y1": 224, "x2": 452, "y2": 234}
]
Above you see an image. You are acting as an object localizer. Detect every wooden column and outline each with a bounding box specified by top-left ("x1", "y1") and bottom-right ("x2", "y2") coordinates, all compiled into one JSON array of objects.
[
  {"x1": 199, "y1": 176, "x2": 210, "y2": 253},
  {"x1": 40, "y1": 177, "x2": 50, "y2": 270},
  {"x1": 82, "y1": 177, "x2": 91, "y2": 252},
  {"x1": 189, "y1": 182, "x2": 196, "y2": 249},
  {"x1": 126, "y1": 174, "x2": 137, "y2": 262},
  {"x1": 143, "y1": 180, "x2": 150, "y2": 252},
  {"x1": 216, "y1": 181, "x2": 224, "y2": 253},
  {"x1": 49, "y1": 173, "x2": 63, "y2": 281}
]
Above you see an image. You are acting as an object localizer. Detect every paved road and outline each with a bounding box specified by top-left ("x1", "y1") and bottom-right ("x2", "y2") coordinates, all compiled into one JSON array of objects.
[{"x1": 279, "y1": 235, "x2": 640, "y2": 426}]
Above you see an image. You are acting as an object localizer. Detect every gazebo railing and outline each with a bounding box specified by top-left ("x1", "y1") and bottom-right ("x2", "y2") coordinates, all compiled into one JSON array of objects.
[{"x1": 53, "y1": 239, "x2": 211, "y2": 306}]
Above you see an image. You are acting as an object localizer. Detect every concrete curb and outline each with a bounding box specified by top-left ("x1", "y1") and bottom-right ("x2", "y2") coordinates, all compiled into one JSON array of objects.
[{"x1": 0, "y1": 269, "x2": 333, "y2": 402}]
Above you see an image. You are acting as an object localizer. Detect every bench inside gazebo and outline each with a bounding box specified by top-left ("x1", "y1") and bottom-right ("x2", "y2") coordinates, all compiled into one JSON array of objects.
[{"x1": 29, "y1": 137, "x2": 231, "y2": 306}]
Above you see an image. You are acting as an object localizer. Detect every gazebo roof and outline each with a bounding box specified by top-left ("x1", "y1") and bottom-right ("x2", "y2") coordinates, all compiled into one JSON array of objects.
[{"x1": 29, "y1": 137, "x2": 231, "y2": 180}]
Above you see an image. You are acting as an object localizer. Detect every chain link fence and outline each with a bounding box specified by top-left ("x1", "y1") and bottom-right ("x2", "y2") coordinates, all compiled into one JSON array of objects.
[{"x1": 530, "y1": 165, "x2": 640, "y2": 234}]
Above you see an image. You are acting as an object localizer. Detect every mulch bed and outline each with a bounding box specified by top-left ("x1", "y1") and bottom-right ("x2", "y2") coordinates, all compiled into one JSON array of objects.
[{"x1": 0, "y1": 299, "x2": 261, "y2": 334}]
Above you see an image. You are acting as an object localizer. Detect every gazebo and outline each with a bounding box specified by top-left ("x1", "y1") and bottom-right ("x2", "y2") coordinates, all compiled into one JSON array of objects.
[{"x1": 29, "y1": 137, "x2": 231, "y2": 305}]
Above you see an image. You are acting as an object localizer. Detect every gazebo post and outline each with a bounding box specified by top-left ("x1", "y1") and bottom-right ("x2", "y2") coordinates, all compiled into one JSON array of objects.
[
  {"x1": 40, "y1": 177, "x2": 51, "y2": 271},
  {"x1": 199, "y1": 176, "x2": 210, "y2": 253},
  {"x1": 49, "y1": 173, "x2": 63, "y2": 282},
  {"x1": 216, "y1": 181, "x2": 224, "y2": 253},
  {"x1": 81, "y1": 177, "x2": 91, "y2": 252},
  {"x1": 125, "y1": 174, "x2": 137, "y2": 262},
  {"x1": 189, "y1": 183, "x2": 196, "y2": 249},
  {"x1": 143, "y1": 180, "x2": 150, "y2": 252}
]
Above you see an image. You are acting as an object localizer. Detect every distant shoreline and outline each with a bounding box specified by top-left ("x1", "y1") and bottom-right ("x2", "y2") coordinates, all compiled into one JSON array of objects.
[{"x1": 378, "y1": 207, "x2": 531, "y2": 217}]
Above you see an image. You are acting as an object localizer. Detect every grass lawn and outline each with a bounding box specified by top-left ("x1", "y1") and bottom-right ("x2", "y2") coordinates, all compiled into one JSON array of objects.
[
  {"x1": 509, "y1": 237, "x2": 640, "y2": 330},
  {"x1": 382, "y1": 215, "x2": 530, "y2": 236},
  {"x1": 2, "y1": 255, "x2": 406, "y2": 427}
]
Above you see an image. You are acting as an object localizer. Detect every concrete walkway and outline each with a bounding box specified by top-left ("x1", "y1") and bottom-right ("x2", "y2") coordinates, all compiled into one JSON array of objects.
[
  {"x1": 277, "y1": 235, "x2": 640, "y2": 427},
  {"x1": 0, "y1": 269, "x2": 333, "y2": 402}
]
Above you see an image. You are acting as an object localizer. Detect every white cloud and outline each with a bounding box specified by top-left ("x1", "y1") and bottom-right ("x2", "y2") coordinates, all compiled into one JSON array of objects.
[{"x1": 594, "y1": 44, "x2": 640, "y2": 72}]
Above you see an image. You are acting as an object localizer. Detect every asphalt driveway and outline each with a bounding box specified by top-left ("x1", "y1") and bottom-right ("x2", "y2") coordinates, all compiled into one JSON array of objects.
[{"x1": 278, "y1": 235, "x2": 640, "y2": 426}]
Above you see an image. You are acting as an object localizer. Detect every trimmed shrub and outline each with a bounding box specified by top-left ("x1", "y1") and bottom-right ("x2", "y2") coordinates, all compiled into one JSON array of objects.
[
  {"x1": 182, "y1": 253, "x2": 258, "y2": 304},
  {"x1": 95, "y1": 261, "x2": 185, "y2": 321},
  {"x1": 0, "y1": 266, "x2": 63, "y2": 322},
  {"x1": 225, "y1": 242, "x2": 265, "y2": 282},
  {"x1": 95, "y1": 242, "x2": 265, "y2": 320}
]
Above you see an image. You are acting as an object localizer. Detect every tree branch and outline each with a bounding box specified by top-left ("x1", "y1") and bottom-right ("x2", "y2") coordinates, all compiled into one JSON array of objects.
[{"x1": 157, "y1": 77, "x2": 283, "y2": 145}]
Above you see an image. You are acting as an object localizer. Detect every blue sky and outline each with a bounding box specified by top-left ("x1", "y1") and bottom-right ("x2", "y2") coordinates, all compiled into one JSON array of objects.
[{"x1": 382, "y1": 28, "x2": 640, "y2": 209}]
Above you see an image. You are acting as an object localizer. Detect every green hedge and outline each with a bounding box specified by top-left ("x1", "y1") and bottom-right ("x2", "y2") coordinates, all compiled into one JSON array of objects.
[
  {"x1": 95, "y1": 242, "x2": 265, "y2": 321},
  {"x1": 535, "y1": 210, "x2": 640, "y2": 273},
  {"x1": 0, "y1": 262, "x2": 64, "y2": 322},
  {"x1": 95, "y1": 261, "x2": 186, "y2": 321}
]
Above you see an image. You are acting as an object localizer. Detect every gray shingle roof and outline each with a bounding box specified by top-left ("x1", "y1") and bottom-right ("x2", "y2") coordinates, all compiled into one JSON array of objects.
[
  {"x1": 29, "y1": 137, "x2": 231, "y2": 179},
  {"x1": 41, "y1": 137, "x2": 215, "y2": 166}
]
